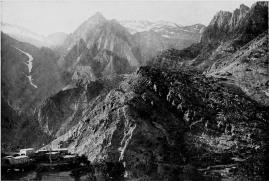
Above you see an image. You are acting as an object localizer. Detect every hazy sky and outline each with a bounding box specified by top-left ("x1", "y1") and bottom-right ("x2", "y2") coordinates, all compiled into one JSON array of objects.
[{"x1": 2, "y1": 1, "x2": 256, "y2": 36}]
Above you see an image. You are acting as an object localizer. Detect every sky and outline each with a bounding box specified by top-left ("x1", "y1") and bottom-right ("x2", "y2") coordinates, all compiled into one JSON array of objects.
[{"x1": 1, "y1": 1, "x2": 256, "y2": 36}]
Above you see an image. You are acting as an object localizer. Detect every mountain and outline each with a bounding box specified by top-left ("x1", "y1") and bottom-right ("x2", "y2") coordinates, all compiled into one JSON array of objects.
[
  {"x1": 1, "y1": 22, "x2": 67, "y2": 47},
  {"x1": 132, "y1": 30, "x2": 195, "y2": 66},
  {"x1": 121, "y1": 20, "x2": 205, "y2": 56},
  {"x1": 2, "y1": 3, "x2": 269, "y2": 180},
  {"x1": 45, "y1": 66, "x2": 269, "y2": 180},
  {"x1": 120, "y1": 20, "x2": 205, "y2": 42},
  {"x1": 59, "y1": 12, "x2": 140, "y2": 85},
  {"x1": 150, "y1": 2, "x2": 269, "y2": 106},
  {"x1": 58, "y1": 13, "x2": 206, "y2": 85}
]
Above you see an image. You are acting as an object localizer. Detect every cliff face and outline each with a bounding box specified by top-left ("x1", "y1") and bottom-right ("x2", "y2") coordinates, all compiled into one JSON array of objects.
[
  {"x1": 200, "y1": 2, "x2": 268, "y2": 44},
  {"x1": 45, "y1": 66, "x2": 269, "y2": 179}
]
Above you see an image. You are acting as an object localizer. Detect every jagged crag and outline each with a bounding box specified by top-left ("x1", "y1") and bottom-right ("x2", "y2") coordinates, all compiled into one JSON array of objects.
[{"x1": 1, "y1": 2, "x2": 269, "y2": 181}]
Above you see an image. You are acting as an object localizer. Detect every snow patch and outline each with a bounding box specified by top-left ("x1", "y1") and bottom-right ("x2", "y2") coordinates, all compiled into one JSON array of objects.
[
  {"x1": 11, "y1": 45, "x2": 33, "y2": 73},
  {"x1": 162, "y1": 35, "x2": 170, "y2": 38},
  {"x1": 200, "y1": 27, "x2": 205, "y2": 33},
  {"x1": 25, "y1": 75, "x2": 38, "y2": 88},
  {"x1": 11, "y1": 45, "x2": 38, "y2": 88}
]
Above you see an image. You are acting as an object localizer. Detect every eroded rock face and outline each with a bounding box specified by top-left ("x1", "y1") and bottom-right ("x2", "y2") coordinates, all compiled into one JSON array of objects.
[{"x1": 45, "y1": 66, "x2": 269, "y2": 179}]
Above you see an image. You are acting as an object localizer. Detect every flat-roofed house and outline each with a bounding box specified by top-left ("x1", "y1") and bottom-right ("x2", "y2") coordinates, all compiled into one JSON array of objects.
[
  {"x1": 20, "y1": 148, "x2": 34, "y2": 156},
  {"x1": 2, "y1": 156, "x2": 15, "y2": 165},
  {"x1": 3, "y1": 155, "x2": 30, "y2": 165},
  {"x1": 46, "y1": 152, "x2": 60, "y2": 160},
  {"x1": 13, "y1": 156, "x2": 30, "y2": 164},
  {"x1": 35, "y1": 150, "x2": 49, "y2": 155},
  {"x1": 53, "y1": 148, "x2": 69, "y2": 155},
  {"x1": 62, "y1": 155, "x2": 78, "y2": 163}
]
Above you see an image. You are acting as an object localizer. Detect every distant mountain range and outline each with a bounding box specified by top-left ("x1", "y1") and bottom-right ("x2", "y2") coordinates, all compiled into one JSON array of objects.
[
  {"x1": 1, "y1": 22, "x2": 67, "y2": 47},
  {"x1": 120, "y1": 20, "x2": 205, "y2": 41}
]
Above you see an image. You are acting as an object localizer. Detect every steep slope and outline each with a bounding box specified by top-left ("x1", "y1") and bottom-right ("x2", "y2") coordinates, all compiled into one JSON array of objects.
[
  {"x1": 45, "y1": 66, "x2": 269, "y2": 180},
  {"x1": 1, "y1": 96, "x2": 53, "y2": 152}
]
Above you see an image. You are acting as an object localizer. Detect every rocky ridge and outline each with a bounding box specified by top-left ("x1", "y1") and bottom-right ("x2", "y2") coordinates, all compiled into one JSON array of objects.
[{"x1": 45, "y1": 66, "x2": 269, "y2": 180}]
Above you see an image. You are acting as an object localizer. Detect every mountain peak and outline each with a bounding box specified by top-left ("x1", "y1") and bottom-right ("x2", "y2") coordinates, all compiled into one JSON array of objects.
[
  {"x1": 110, "y1": 19, "x2": 119, "y2": 24},
  {"x1": 93, "y1": 12, "x2": 104, "y2": 18},
  {"x1": 90, "y1": 11, "x2": 106, "y2": 22},
  {"x1": 239, "y1": 4, "x2": 250, "y2": 12}
]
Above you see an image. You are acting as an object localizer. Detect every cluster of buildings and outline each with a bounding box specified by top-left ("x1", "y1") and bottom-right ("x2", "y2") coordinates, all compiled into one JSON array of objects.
[{"x1": 2, "y1": 148, "x2": 78, "y2": 166}]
